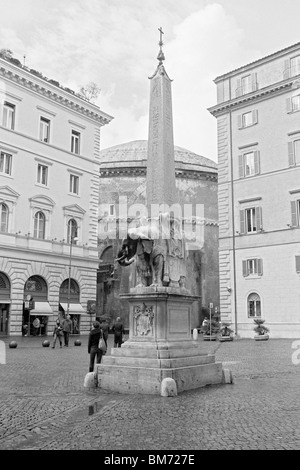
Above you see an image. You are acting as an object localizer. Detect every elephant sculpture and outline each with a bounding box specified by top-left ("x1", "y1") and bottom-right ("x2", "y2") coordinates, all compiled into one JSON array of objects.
[{"x1": 116, "y1": 214, "x2": 187, "y2": 289}]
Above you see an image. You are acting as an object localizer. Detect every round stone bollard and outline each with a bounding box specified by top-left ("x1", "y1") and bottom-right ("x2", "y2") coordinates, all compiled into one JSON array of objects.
[
  {"x1": 74, "y1": 339, "x2": 81, "y2": 346},
  {"x1": 9, "y1": 341, "x2": 18, "y2": 349},
  {"x1": 193, "y1": 328, "x2": 198, "y2": 341},
  {"x1": 42, "y1": 340, "x2": 50, "y2": 347}
]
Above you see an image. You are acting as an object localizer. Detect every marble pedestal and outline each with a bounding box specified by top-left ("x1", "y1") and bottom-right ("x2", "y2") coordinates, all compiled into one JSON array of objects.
[{"x1": 96, "y1": 289, "x2": 224, "y2": 395}]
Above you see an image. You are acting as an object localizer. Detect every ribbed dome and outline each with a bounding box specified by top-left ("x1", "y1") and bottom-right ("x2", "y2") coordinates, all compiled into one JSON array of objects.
[{"x1": 100, "y1": 140, "x2": 217, "y2": 174}]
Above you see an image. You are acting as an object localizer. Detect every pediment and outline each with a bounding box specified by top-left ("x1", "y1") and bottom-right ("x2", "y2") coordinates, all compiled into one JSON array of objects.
[
  {"x1": 63, "y1": 204, "x2": 86, "y2": 215},
  {"x1": 29, "y1": 195, "x2": 55, "y2": 207},
  {"x1": 0, "y1": 185, "x2": 20, "y2": 199}
]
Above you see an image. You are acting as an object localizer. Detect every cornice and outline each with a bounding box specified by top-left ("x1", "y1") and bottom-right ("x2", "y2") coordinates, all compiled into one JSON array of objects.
[
  {"x1": 208, "y1": 79, "x2": 296, "y2": 117},
  {"x1": 99, "y1": 166, "x2": 217, "y2": 181},
  {"x1": 0, "y1": 65, "x2": 113, "y2": 126}
]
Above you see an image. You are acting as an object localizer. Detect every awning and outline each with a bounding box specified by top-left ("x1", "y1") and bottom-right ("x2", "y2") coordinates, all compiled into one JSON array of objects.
[
  {"x1": 30, "y1": 302, "x2": 54, "y2": 316},
  {"x1": 60, "y1": 303, "x2": 85, "y2": 315}
]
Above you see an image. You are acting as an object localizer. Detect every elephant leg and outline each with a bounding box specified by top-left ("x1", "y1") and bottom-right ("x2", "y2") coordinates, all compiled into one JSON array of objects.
[{"x1": 151, "y1": 254, "x2": 164, "y2": 287}]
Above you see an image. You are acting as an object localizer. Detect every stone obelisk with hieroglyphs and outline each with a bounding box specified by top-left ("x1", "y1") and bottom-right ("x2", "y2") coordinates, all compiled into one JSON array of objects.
[
  {"x1": 96, "y1": 29, "x2": 227, "y2": 395},
  {"x1": 146, "y1": 27, "x2": 177, "y2": 211}
]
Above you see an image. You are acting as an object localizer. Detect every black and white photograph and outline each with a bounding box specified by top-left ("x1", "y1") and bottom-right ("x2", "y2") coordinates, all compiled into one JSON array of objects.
[{"x1": 0, "y1": 0, "x2": 300, "y2": 454}]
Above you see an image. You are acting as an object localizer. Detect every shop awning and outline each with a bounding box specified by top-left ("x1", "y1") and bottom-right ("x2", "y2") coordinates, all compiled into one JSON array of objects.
[
  {"x1": 30, "y1": 302, "x2": 54, "y2": 316},
  {"x1": 60, "y1": 303, "x2": 85, "y2": 315}
]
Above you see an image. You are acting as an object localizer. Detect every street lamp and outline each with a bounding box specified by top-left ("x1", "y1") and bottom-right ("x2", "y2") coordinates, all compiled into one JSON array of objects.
[{"x1": 67, "y1": 235, "x2": 78, "y2": 319}]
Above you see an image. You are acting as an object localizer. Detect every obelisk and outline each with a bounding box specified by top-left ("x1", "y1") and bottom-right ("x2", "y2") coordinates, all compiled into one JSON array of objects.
[
  {"x1": 96, "y1": 30, "x2": 226, "y2": 395},
  {"x1": 146, "y1": 27, "x2": 177, "y2": 211}
]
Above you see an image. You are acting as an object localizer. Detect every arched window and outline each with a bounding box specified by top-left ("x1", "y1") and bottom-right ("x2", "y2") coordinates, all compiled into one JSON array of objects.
[
  {"x1": 34, "y1": 211, "x2": 45, "y2": 239},
  {"x1": 67, "y1": 218, "x2": 78, "y2": 243},
  {"x1": 248, "y1": 293, "x2": 261, "y2": 318},
  {"x1": 0, "y1": 203, "x2": 9, "y2": 232}
]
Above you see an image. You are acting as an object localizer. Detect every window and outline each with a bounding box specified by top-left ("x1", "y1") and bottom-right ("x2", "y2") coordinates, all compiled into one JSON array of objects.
[
  {"x1": 0, "y1": 203, "x2": 9, "y2": 232},
  {"x1": 287, "y1": 95, "x2": 300, "y2": 113},
  {"x1": 288, "y1": 139, "x2": 300, "y2": 166},
  {"x1": 37, "y1": 164, "x2": 48, "y2": 186},
  {"x1": 248, "y1": 293, "x2": 261, "y2": 318},
  {"x1": 240, "y1": 207, "x2": 262, "y2": 234},
  {"x1": 239, "y1": 151, "x2": 260, "y2": 178},
  {"x1": 238, "y1": 110, "x2": 258, "y2": 129},
  {"x1": 0, "y1": 152, "x2": 12, "y2": 175},
  {"x1": 67, "y1": 218, "x2": 78, "y2": 243},
  {"x1": 71, "y1": 130, "x2": 80, "y2": 154},
  {"x1": 242, "y1": 259, "x2": 263, "y2": 277},
  {"x1": 2, "y1": 102, "x2": 15, "y2": 129},
  {"x1": 109, "y1": 204, "x2": 115, "y2": 216},
  {"x1": 69, "y1": 174, "x2": 79, "y2": 195},
  {"x1": 291, "y1": 199, "x2": 300, "y2": 227},
  {"x1": 236, "y1": 73, "x2": 258, "y2": 97},
  {"x1": 34, "y1": 211, "x2": 46, "y2": 239},
  {"x1": 39, "y1": 117, "x2": 50, "y2": 143},
  {"x1": 296, "y1": 256, "x2": 300, "y2": 273},
  {"x1": 291, "y1": 56, "x2": 300, "y2": 77}
]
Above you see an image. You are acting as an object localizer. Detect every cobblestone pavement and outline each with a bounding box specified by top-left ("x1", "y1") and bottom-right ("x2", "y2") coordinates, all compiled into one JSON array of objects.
[{"x1": 0, "y1": 334, "x2": 300, "y2": 451}]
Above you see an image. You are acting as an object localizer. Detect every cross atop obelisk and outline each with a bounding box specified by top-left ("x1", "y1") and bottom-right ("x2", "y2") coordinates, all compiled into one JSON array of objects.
[{"x1": 146, "y1": 28, "x2": 177, "y2": 212}]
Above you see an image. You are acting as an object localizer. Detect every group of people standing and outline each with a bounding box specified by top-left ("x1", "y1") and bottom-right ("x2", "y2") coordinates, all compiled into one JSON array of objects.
[{"x1": 52, "y1": 314, "x2": 73, "y2": 348}]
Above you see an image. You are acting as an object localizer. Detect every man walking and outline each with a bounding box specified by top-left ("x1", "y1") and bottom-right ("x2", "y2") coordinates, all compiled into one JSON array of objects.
[{"x1": 62, "y1": 314, "x2": 72, "y2": 347}]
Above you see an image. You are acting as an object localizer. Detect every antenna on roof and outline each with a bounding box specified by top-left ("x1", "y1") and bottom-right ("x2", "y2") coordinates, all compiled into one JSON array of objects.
[{"x1": 23, "y1": 55, "x2": 26, "y2": 66}]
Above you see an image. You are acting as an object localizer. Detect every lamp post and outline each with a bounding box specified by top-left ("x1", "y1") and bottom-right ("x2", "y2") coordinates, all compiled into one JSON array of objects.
[{"x1": 67, "y1": 236, "x2": 78, "y2": 319}]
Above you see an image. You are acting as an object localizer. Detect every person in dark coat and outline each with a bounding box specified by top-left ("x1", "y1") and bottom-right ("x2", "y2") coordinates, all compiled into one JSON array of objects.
[
  {"x1": 52, "y1": 319, "x2": 63, "y2": 348},
  {"x1": 112, "y1": 317, "x2": 125, "y2": 348},
  {"x1": 100, "y1": 319, "x2": 109, "y2": 348},
  {"x1": 62, "y1": 314, "x2": 72, "y2": 347},
  {"x1": 88, "y1": 321, "x2": 103, "y2": 372}
]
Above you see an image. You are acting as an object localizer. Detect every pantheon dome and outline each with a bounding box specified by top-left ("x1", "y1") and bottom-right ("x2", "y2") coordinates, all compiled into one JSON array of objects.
[{"x1": 97, "y1": 140, "x2": 219, "y2": 329}]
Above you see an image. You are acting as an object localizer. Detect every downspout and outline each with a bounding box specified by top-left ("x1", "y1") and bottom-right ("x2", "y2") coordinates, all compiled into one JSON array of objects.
[{"x1": 228, "y1": 77, "x2": 238, "y2": 336}]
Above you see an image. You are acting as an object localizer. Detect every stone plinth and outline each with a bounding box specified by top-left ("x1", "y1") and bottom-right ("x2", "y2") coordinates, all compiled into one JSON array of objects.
[{"x1": 96, "y1": 291, "x2": 224, "y2": 395}]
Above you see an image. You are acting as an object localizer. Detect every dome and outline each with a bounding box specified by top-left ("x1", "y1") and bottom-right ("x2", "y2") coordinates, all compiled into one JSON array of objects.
[{"x1": 100, "y1": 140, "x2": 217, "y2": 174}]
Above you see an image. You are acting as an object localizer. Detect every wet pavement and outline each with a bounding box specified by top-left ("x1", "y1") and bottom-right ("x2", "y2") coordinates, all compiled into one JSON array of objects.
[{"x1": 0, "y1": 334, "x2": 300, "y2": 451}]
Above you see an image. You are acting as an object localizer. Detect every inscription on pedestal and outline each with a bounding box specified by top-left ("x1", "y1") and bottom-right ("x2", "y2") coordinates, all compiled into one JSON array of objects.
[
  {"x1": 133, "y1": 303, "x2": 154, "y2": 337},
  {"x1": 168, "y1": 308, "x2": 189, "y2": 334}
]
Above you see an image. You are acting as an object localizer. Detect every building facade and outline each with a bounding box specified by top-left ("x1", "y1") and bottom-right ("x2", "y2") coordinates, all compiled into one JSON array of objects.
[
  {"x1": 209, "y1": 42, "x2": 300, "y2": 338},
  {"x1": 0, "y1": 56, "x2": 112, "y2": 336},
  {"x1": 97, "y1": 140, "x2": 219, "y2": 329}
]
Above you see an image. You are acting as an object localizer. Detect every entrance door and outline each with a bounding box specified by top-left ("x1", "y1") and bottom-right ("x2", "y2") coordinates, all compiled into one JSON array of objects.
[{"x1": 0, "y1": 304, "x2": 9, "y2": 336}]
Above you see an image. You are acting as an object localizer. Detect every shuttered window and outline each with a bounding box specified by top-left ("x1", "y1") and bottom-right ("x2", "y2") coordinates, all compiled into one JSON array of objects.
[
  {"x1": 296, "y1": 256, "x2": 300, "y2": 273},
  {"x1": 240, "y1": 207, "x2": 263, "y2": 234},
  {"x1": 236, "y1": 73, "x2": 258, "y2": 97},
  {"x1": 238, "y1": 110, "x2": 258, "y2": 129},
  {"x1": 242, "y1": 258, "x2": 263, "y2": 277},
  {"x1": 287, "y1": 95, "x2": 300, "y2": 113},
  {"x1": 239, "y1": 151, "x2": 260, "y2": 178},
  {"x1": 291, "y1": 200, "x2": 300, "y2": 227}
]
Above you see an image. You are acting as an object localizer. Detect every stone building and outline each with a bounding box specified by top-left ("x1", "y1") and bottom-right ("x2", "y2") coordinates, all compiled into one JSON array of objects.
[
  {"x1": 0, "y1": 55, "x2": 112, "y2": 336},
  {"x1": 208, "y1": 42, "x2": 300, "y2": 338},
  {"x1": 97, "y1": 140, "x2": 219, "y2": 329}
]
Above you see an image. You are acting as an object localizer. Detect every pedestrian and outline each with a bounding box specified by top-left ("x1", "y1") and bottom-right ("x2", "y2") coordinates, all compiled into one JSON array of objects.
[
  {"x1": 33, "y1": 316, "x2": 40, "y2": 336},
  {"x1": 112, "y1": 316, "x2": 125, "y2": 347},
  {"x1": 52, "y1": 319, "x2": 63, "y2": 348},
  {"x1": 88, "y1": 320, "x2": 103, "y2": 372},
  {"x1": 100, "y1": 319, "x2": 109, "y2": 348},
  {"x1": 62, "y1": 314, "x2": 72, "y2": 347}
]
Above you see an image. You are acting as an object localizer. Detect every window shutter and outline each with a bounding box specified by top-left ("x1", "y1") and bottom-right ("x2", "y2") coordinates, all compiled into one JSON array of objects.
[
  {"x1": 255, "y1": 207, "x2": 262, "y2": 231},
  {"x1": 284, "y1": 59, "x2": 290, "y2": 79},
  {"x1": 242, "y1": 260, "x2": 248, "y2": 277},
  {"x1": 288, "y1": 141, "x2": 295, "y2": 166},
  {"x1": 291, "y1": 200, "x2": 298, "y2": 227},
  {"x1": 239, "y1": 154, "x2": 244, "y2": 178},
  {"x1": 236, "y1": 78, "x2": 242, "y2": 97},
  {"x1": 237, "y1": 115, "x2": 243, "y2": 129},
  {"x1": 252, "y1": 109, "x2": 258, "y2": 124},
  {"x1": 254, "y1": 150, "x2": 260, "y2": 174},
  {"x1": 286, "y1": 97, "x2": 292, "y2": 113},
  {"x1": 257, "y1": 258, "x2": 263, "y2": 276},
  {"x1": 240, "y1": 210, "x2": 245, "y2": 234},
  {"x1": 252, "y1": 73, "x2": 258, "y2": 91},
  {"x1": 296, "y1": 256, "x2": 300, "y2": 273}
]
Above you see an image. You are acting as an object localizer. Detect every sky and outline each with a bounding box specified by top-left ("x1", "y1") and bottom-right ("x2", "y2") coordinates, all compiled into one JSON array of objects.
[{"x1": 1, "y1": 0, "x2": 300, "y2": 162}]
